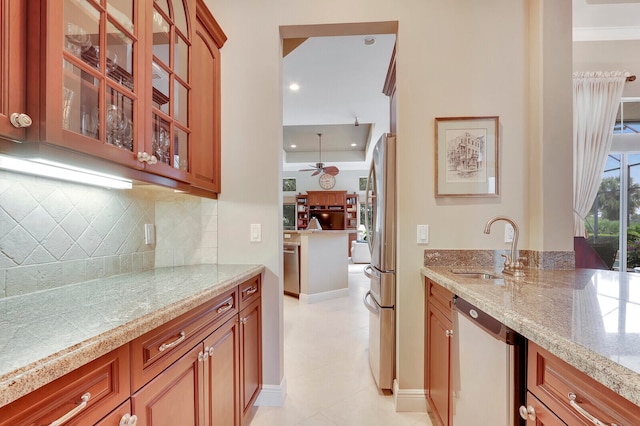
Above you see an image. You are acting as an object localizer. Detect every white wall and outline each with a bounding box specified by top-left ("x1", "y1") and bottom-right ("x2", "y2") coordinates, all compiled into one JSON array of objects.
[
  {"x1": 208, "y1": 0, "x2": 573, "y2": 407},
  {"x1": 282, "y1": 170, "x2": 367, "y2": 197}
]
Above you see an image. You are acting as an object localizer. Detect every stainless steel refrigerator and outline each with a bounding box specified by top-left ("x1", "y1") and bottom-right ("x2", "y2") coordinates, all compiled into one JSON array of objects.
[{"x1": 363, "y1": 133, "x2": 396, "y2": 390}]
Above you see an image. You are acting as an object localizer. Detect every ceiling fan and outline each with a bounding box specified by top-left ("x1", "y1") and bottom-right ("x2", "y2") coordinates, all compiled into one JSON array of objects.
[{"x1": 299, "y1": 133, "x2": 340, "y2": 176}]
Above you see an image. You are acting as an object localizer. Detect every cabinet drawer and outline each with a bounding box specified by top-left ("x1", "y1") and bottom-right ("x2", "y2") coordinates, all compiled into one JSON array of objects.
[
  {"x1": 239, "y1": 274, "x2": 261, "y2": 311},
  {"x1": 427, "y1": 279, "x2": 453, "y2": 317},
  {"x1": 95, "y1": 399, "x2": 134, "y2": 426},
  {"x1": 0, "y1": 345, "x2": 130, "y2": 426},
  {"x1": 527, "y1": 342, "x2": 640, "y2": 425},
  {"x1": 131, "y1": 287, "x2": 238, "y2": 391}
]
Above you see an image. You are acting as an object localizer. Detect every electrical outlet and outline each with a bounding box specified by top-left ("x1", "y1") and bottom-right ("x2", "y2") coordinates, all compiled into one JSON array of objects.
[{"x1": 504, "y1": 223, "x2": 514, "y2": 243}]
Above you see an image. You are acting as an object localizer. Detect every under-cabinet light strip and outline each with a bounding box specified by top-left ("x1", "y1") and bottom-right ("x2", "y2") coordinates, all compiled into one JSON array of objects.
[{"x1": 0, "y1": 155, "x2": 133, "y2": 189}]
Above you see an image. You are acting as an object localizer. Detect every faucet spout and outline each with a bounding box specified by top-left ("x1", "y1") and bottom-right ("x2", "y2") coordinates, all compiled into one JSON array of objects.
[{"x1": 483, "y1": 216, "x2": 523, "y2": 276}]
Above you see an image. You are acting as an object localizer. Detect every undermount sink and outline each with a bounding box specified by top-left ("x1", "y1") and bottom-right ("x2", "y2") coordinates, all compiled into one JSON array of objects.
[{"x1": 449, "y1": 270, "x2": 502, "y2": 280}]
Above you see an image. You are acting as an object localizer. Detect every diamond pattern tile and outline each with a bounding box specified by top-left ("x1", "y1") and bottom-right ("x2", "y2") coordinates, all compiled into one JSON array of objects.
[{"x1": 0, "y1": 170, "x2": 217, "y2": 298}]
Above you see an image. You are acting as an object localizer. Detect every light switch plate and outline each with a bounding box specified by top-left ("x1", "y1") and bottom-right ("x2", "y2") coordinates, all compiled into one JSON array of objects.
[
  {"x1": 504, "y1": 223, "x2": 514, "y2": 243},
  {"x1": 250, "y1": 224, "x2": 262, "y2": 242},
  {"x1": 144, "y1": 223, "x2": 155, "y2": 245},
  {"x1": 417, "y1": 224, "x2": 429, "y2": 244}
]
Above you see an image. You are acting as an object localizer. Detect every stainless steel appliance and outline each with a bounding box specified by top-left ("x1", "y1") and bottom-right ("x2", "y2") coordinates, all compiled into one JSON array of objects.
[
  {"x1": 283, "y1": 243, "x2": 300, "y2": 296},
  {"x1": 362, "y1": 133, "x2": 396, "y2": 390},
  {"x1": 453, "y1": 296, "x2": 525, "y2": 425}
]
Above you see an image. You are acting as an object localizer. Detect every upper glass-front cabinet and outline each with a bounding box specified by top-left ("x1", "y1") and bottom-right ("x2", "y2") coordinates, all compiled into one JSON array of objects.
[
  {"x1": 149, "y1": 0, "x2": 192, "y2": 173},
  {"x1": 24, "y1": 0, "x2": 195, "y2": 178}
]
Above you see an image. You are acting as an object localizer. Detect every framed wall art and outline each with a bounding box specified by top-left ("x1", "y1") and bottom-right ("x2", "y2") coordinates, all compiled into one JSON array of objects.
[{"x1": 435, "y1": 116, "x2": 499, "y2": 197}]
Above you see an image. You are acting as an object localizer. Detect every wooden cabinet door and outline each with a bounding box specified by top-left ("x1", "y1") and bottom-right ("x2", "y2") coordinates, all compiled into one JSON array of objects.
[
  {"x1": 203, "y1": 317, "x2": 240, "y2": 426},
  {"x1": 191, "y1": 1, "x2": 225, "y2": 193},
  {"x1": 239, "y1": 298, "x2": 262, "y2": 424},
  {"x1": 523, "y1": 392, "x2": 565, "y2": 426},
  {"x1": 95, "y1": 399, "x2": 136, "y2": 426},
  {"x1": 0, "y1": 0, "x2": 27, "y2": 141},
  {"x1": 132, "y1": 343, "x2": 204, "y2": 426},
  {"x1": 308, "y1": 191, "x2": 326, "y2": 207},
  {"x1": 427, "y1": 302, "x2": 452, "y2": 426},
  {"x1": 325, "y1": 192, "x2": 343, "y2": 206}
]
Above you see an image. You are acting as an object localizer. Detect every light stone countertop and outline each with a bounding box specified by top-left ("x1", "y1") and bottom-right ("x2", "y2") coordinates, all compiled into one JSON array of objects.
[
  {"x1": 421, "y1": 266, "x2": 640, "y2": 406},
  {"x1": 0, "y1": 263, "x2": 265, "y2": 408}
]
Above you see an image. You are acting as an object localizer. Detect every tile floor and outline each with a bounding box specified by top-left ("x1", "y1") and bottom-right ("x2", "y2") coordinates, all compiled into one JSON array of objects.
[{"x1": 249, "y1": 263, "x2": 433, "y2": 426}]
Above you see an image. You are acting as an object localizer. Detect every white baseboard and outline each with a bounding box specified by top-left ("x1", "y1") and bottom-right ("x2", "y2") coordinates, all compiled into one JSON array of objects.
[
  {"x1": 392, "y1": 379, "x2": 428, "y2": 412},
  {"x1": 255, "y1": 377, "x2": 287, "y2": 406},
  {"x1": 299, "y1": 288, "x2": 349, "y2": 304}
]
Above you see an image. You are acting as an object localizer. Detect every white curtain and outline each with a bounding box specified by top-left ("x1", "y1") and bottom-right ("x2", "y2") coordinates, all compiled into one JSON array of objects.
[{"x1": 573, "y1": 71, "x2": 628, "y2": 237}]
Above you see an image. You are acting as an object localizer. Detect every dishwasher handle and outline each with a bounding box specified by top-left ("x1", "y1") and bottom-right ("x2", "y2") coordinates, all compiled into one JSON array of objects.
[{"x1": 454, "y1": 296, "x2": 520, "y2": 345}]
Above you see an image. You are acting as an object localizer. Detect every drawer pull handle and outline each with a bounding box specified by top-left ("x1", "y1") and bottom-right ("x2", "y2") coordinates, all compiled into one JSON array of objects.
[
  {"x1": 49, "y1": 392, "x2": 91, "y2": 426},
  {"x1": 568, "y1": 392, "x2": 619, "y2": 426},
  {"x1": 217, "y1": 298, "x2": 234, "y2": 314},
  {"x1": 159, "y1": 331, "x2": 186, "y2": 352},
  {"x1": 519, "y1": 405, "x2": 536, "y2": 421},
  {"x1": 244, "y1": 286, "x2": 258, "y2": 296}
]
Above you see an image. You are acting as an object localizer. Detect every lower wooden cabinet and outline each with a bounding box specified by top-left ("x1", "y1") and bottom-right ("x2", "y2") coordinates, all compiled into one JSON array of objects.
[
  {"x1": 526, "y1": 341, "x2": 640, "y2": 425},
  {"x1": 424, "y1": 278, "x2": 453, "y2": 426},
  {"x1": 1, "y1": 274, "x2": 262, "y2": 426},
  {"x1": 204, "y1": 316, "x2": 241, "y2": 425},
  {"x1": 240, "y1": 297, "x2": 262, "y2": 424}
]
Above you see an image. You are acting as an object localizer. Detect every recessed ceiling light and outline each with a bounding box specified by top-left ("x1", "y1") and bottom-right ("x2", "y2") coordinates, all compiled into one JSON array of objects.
[
  {"x1": 351, "y1": 143, "x2": 357, "y2": 147},
  {"x1": 289, "y1": 83, "x2": 300, "y2": 91},
  {"x1": 291, "y1": 144, "x2": 297, "y2": 148},
  {"x1": 363, "y1": 36, "x2": 376, "y2": 46}
]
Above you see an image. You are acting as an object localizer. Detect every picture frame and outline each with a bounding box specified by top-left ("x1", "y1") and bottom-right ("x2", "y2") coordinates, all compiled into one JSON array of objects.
[
  {"x1": 435, "y1": 116, "x2": 499, "y2": 197},
  {"x1": 283, "y1": 177, "x2": 297, "y2": 192}
]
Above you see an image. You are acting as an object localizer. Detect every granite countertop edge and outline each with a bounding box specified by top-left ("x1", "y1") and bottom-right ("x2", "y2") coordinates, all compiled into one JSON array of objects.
[
  {"x1": 0, "y1": 263, "x2": 265, "y2": 408},
  {"x1": 421, "y1": 266, "x2": 640, "y2": 407}
]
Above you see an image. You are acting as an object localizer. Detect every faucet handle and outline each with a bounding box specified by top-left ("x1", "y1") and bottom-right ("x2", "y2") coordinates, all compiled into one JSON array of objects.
[{"x1": 501, "y1": 253, "x2": 512, "y2": 269}]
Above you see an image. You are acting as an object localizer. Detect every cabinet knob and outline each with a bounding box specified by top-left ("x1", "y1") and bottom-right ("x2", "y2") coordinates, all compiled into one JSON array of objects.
[
  {"x1": 445, "y1": 330, "x2": 454, "y2": 337},
  {"x1": 120, "y1": 414, "x2": 138, "y2": 426},
  {"x1": 137, "y1": 152, "x2": 158, "y2": 164},
  {"x1": 10, "y1": 113, "x2": 32, "y2": 128},
  {"x1": 519, "y1": 405, "x2": 535, "y2": 421}
]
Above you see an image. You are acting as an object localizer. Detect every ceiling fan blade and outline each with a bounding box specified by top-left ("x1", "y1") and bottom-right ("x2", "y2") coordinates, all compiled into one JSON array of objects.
[
  {"x1": 311, "y1": 170, "x2": 321, "y2": 176},
  {"x1": 323, "y1": 166, "x2": 340, "y2": 176},
  {"x1": 299, "y1": 168, "x2": 317, "y2": 171}
]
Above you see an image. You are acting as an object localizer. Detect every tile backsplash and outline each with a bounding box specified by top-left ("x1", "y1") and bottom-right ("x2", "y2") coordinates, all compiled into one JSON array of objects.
[{"x1": 0, "y1": 171, "x2": 217, "y2": 298}]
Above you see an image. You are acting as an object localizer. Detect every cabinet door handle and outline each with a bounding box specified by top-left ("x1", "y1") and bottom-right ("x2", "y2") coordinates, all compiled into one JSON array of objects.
[
  {"x1": 244, "y1": 286, "x2": 258, "y2": 296},
  {"x1": 10, "y1": 113, "x2": 32, "y2": 128},
  {"x1": 216, "y1": 298, "x2": 234, "y2": 314},
  {"x1": 158, "y1": 331, "x2": 186, "y2": 352},
  {"x1": 568, "y1": 392, "x2": 618, "y2": 426},
  {"x1": 445, "y1": 330, "x2": 454, "y2": 337},
  {"x1": 120, "y1": 414, "x2": 138, "y2": 426},
  {"x1": 49, "y1": 392, "x2": 91, "y2": 426},
  {"x1": 518, "y1": 405, "x2": 536, "y2": 421},
  {"x1": 240, "y1": 317, "x2": 248, "y2": 324}
]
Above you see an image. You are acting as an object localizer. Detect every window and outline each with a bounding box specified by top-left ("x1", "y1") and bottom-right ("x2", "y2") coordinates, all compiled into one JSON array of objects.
[
  {"x1": 589, "y1": 98, "x2": 640, "y2": 271},
  {"x1": 283, "y1": 204, "x2": 296, "y2": 230}
]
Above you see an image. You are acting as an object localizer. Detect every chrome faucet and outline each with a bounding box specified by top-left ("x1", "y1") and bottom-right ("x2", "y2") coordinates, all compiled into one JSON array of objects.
[{"x1": 483, "y1": 216, "x2": 525, "y2": 277}]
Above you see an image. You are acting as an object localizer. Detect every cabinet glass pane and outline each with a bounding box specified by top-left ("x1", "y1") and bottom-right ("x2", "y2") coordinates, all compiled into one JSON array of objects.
[
  {"x1": 152, "y1": 9, "x2": 170, "y2": 66},
  {"x1": 174, "y1": 35, "x2": 188, "y2": 82},
  {"x1": 174, "y1": 127, "x2": 188, "y2": 171},
  {"x1": 63, "y1": 60, "x2": 99, "y2": 139},
  {"x1": 152, "y1": 114, "x2": 171, "y2": 164},
  {"x1": 152, "y1": 61, "x2": 170, "y2": 113},
  {"x1": 107, "y1": 0, "x2": 134, "y2": 33},
  {"x1": 106, "y1": 20, "x2": 134, "y2": 90},
  {"x1": 106, "y1": 89, "x2": 134, "y2": 152},
  {"x1": 64, "y1": 0, "x2": 99, "y2": 67},
  {"x1": 171, "y1": 0, "x2": 188, "y2": 36},
  {"x1": 174, "y1": 81, "x2": 188, "y2": 125}
]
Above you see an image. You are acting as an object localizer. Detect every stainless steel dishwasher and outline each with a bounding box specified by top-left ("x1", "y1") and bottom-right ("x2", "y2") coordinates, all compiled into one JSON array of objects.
[
  {"x1": 283, "y1": 243, "x2": 300, "y2": 296},
  {"x1": 452, "y1": 296, "x2": 525, "y2": 426}
]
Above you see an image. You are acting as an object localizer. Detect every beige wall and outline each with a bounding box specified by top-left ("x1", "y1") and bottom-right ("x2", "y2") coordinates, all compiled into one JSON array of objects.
[{"x1": 208, "y1": 0, "x2": 574, "y2": 404}]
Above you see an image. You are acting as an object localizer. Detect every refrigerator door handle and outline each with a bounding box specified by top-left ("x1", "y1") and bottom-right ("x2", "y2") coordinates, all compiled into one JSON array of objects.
[
  {"x1": 364, "y1": 264, "x2": 377, "y2": 280},
  {"x1": 363, "y1": 290, "x2": 379, "y2": 315},
  {"x1": 365, "y1": 160, "x2": 376, "y2": 254}
]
